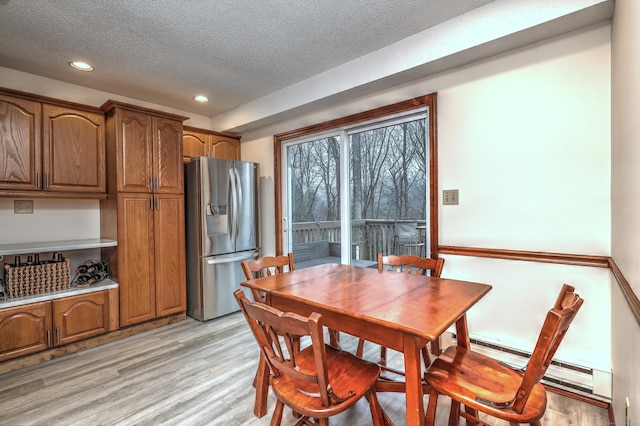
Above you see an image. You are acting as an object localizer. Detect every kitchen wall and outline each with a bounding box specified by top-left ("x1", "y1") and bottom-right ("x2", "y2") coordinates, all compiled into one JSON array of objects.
[
  {"x1": 611, "y1": 0, "x2": 640, "y2": 421},
  {"x1": 239, "y1": 23, "x2": 612, "y2": 377}
]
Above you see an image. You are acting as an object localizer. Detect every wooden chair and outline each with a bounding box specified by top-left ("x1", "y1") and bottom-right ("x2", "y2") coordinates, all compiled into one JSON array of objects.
[
  {"x1": 355, "y1": 253, "x2": 445, "y2": 388},
  {"x1": 423, "y1": 284, "x2": 583, "y2": 426},
  {"x1": 234, "y1": 289, "x2": 388, "y2": 426},
  {"x1": 241, "y1": 253, "x2": 295, "y2": 303},
  {"x1": 393, "y1": 220, "x2": 424, "y2": 256}
]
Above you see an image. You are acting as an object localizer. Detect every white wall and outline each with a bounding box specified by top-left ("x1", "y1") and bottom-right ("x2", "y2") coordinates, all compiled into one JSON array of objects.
[
  {"x1": 240, "y1": 24, "x2": 612, "y2": 372},
  {"x1": 611, "y1": 0, "x2": 640, "y2": 421}
]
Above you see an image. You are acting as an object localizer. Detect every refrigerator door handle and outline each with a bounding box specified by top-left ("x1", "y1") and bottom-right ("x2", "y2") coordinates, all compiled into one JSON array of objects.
[
  {"x1": 234, "y1": 167, "x2": 243, "y2": 241},
  {"x1": 206, "y1": 250, "x2": 260, "y2": 265},
  {"x1": 229, "y1": 167, "x2": 238, "y2": 243}
]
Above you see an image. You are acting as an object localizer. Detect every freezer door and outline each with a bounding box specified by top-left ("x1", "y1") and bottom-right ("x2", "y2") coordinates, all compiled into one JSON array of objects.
[
  {"x1": 201, "y1": 157, "x2": 235, "y2": 256},
  {"x1": 187, "y1": 250, "x2": 260, "y2": 321},
  {"x1": 233, "y1": 161, "x2": 260, "y2": 252}
]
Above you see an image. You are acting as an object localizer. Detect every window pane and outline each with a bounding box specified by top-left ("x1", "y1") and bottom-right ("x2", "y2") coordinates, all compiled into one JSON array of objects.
[
  {"x1": 349, "y1": 119, "x2": 427, "y2": 261},
  {"x1": 287, "y1": 136, "x2": 341, "y2": 268}
]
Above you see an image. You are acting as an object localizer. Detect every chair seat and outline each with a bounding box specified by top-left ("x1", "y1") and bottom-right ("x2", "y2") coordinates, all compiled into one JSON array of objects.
[
  {"x1": 272, "y1": 345, "x2": 381, "y2": 418},
  {"x1": 424, "y1": 346, "x2": 547, "y2": 423}
]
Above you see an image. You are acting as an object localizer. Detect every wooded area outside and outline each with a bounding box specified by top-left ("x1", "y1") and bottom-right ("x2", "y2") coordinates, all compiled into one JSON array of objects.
[{"x1": 287, "y1": 118, "x2": 427, "y2": 225}]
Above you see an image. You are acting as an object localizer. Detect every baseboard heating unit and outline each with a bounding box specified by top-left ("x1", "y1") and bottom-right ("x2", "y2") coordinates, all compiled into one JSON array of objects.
[{"x1": 445, "y1": 333, "x2": 611, "y2": 401}]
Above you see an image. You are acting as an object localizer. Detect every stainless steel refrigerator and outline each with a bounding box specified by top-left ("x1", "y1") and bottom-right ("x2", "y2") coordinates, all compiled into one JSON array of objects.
[{"x1": 185, "y1": 157, "x2": 260, "y2": 321}]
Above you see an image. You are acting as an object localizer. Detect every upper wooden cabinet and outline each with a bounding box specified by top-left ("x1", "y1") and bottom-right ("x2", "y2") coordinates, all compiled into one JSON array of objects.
[
  {"x1": 43, "y1": 104, "x2": 106, "y2": 194},
  {"x1": 0, "y1": 89, "x2": 106, "y2": 197},
  {"x1": 183, "y1": 126, "x2": 240, "y2": 162},
  {"x1": 102, "y1": 101, "x2": 187, "y2": 194}
]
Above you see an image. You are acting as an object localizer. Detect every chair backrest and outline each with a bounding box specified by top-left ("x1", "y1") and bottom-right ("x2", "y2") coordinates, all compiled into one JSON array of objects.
[
  {"x1": 394, "y1": 220, "x2": 419, "y2": 239},
  {"x1": 378, "y1": 253, "x2": 444, "y2": 277},
  {"x1": 234, "y1": 289, "x2": 333, "y2": 407},
  {"x1": 512, "y1": 284, "x2": 583, "y2": 413},
  {"x1": 241, "y1": 253, "x2": 295, "y2": 302}
]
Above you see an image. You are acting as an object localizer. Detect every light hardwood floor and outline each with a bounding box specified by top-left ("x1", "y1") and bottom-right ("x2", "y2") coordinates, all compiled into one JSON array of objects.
[{"x1": 0, "y1": 313, "x2": 611, "y2": 425}]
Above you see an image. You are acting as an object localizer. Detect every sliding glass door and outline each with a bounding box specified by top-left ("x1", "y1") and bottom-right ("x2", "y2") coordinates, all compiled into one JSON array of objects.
[{"x1": 281, "y1": 110, "x2": 430, "y2": 269}]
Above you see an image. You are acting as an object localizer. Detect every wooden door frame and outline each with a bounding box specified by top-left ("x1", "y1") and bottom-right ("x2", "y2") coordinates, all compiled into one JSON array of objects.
[{"x1": 273, "y1": 92, "x2": 438, "y2": 258}]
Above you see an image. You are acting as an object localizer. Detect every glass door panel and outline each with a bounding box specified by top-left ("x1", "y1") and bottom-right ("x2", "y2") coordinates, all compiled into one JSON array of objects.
[
  {"x1": 349, "y1": 118, "x2": 427, "y2": 264},
  {"x1": 285, "y1": 136, "x2": 341, "y2": 269}
]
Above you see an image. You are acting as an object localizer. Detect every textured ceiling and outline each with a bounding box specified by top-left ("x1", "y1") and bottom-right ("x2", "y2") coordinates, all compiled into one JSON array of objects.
[{"x1": 0, "y1": 0, "x2": 495, "y2": 117}]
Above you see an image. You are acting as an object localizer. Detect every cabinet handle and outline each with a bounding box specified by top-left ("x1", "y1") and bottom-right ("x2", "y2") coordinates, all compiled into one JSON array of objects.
[
  {"x1": 56, "y1": 328, "x2": 60, "y2": 345},
  {"x1": 155, "y1": 177, "x2": 159, "y2": 191},
  {"x1": 149, "y1": 176, "x2": 153, "y2": 192},
  {"x1": 36, "y1": 173, "x2": 41, "y2": 189},
  {"x1": 47, "y1": 330, "x2": 51, "y2": 348},
  {"x1": 150, "y1": 196, "x2": 154, "y2": 210},
  {"x1": 156, "y1": 196, "x2": 160, "y2": 210},
  {"x1": 45, "y1": 173, "x2": 49, "y2": 189}
]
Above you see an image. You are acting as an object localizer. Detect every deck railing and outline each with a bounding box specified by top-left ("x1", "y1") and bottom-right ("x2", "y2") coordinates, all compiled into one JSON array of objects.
[{"x1": 290, "y1": 219, "x2": 426, "y2": 260}]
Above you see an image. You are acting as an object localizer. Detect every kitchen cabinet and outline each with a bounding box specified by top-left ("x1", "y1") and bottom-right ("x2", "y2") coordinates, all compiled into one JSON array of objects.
[
  {"x1": 101, "y1": 101, "x2": 187, "y2": 327},
  {"x1": 183, "y1": 125, "x2": 241, "y2": 162},
  {"x1": 0, "y1": 88, "x2": 106, "y2": 197},
  {"x1": 0, "y1": 290, "x2": 114, "y2": 362},
  {"x1": 182, "y1": 127, "x2": 208, "y2": 161},
  {"x1": 102, "y1": 101, "x2": 185, "y2": 194},
  {"x1": 108, "y1": 193, "x2": 186, "y2": 326}
]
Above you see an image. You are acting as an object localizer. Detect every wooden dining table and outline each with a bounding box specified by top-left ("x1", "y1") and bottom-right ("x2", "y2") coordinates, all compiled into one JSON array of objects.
[{"x1": 241, "y1": 263, "x2": 492, "y2": 426}]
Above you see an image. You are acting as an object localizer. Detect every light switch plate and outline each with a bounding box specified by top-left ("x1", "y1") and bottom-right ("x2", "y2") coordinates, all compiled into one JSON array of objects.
[
  {"x1": 443, "y1": 189, "x2": 459, "y2": 205},
  {"x1": 14, "y1": 200, "x2": 34, "y2": 214}
]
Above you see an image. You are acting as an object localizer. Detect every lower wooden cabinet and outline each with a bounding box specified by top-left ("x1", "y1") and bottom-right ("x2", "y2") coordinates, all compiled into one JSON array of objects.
[
  {"x1": 0, "y1": 290, "x2": 115, "y2": 362},
  {"x1": 114, "y1": 193, "x2": 186, "y2": 327},
  {"x1": 0, "y1": 301, "x2": 51, "y2": 362}
]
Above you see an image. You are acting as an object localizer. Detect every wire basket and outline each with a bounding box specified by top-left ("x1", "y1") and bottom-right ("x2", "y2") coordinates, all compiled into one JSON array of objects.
[{"x1": 3, "y1": 258, "x2": 71, "y2": 299}]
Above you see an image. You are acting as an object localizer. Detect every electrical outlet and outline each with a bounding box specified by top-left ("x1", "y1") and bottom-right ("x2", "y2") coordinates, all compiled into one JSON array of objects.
[
  {"x1": 14, "y1": 200, "x2": 34, "y2": 214},
  {"x1": 443, "y1": 189, "x2": 459, "y2": 205}
]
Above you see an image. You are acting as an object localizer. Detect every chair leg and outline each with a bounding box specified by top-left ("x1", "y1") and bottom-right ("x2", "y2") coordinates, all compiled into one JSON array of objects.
[
  {"x1": 328, "y1": 329, "x2": 340, "y2": 349},
  {"x1": 356, "y1": 338, "x2": 366, "y2": 358},
  {"x1": 379, "y1": 345, "x2": 388, "y2": 367},
  {"x1": 270, "y1": 400, "x2": 284, "y2": 426},
  {"x1": 365, "y1": 389, "x2": 390, "y2": 426},
  {"x1": 254, "y1": 355, "x2": 270, "y2": 417},
  {"x1": 425, "y1": 389, "x2": 439, "y2": 426},
  {"x1": 448, "y1": 400, "x2": 460, "y2": 426},
  {"x1": 421, "y1": 345, "x2": 432, "y2": 369},
  {"x1": 464, "y1": 404, "x2": 480, "y2": 426}
]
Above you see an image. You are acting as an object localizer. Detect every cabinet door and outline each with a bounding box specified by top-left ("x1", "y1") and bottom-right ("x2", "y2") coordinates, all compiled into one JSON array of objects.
[
  {"x1": 153, "y1": 117, "x2": 183, "y2": 193},
  {"x1": 183, "y1": 129, "x2": 208, "y2": 162},
  {"x1": 0, "y1": 94, "x2": 42, "y2": 191},
  {"x1": 118, "y1": 193, "x2": 156, "y2": 326},
  {"x1": 52, "y1": 291, "x2": 110, "y2": 346},
  {"x1": 209, "y1": 136, "x2": 240, "y2": 160},
  {"x1": 117, "y1": 109, "x2": 153, "y2": 192},
  {"x1": 0, "y1": 302, "x2": 52, "y2": 362},
  {"x1": 154, "y1": 193, "x2": 187, "y2": 317},
  {"x1": 42, "y1": 104, "x2": 106, "y2": 194}
]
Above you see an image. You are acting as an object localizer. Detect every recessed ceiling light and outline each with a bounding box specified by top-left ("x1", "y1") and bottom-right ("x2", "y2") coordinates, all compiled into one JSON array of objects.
[
  {"x1": 193, "y1": 95, "x2": 209, "y2": 103},
  {"x1": 69, "y1": 61, "x2": 94, "y2": 71}
]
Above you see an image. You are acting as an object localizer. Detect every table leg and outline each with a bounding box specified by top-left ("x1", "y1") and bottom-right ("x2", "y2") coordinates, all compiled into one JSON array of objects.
[
  {"x1": 403, "y1": 334, "x2": 426, "y2": 426},
  {"x1": 253, "y1": 353, "x2": 269, "y2": 417}
]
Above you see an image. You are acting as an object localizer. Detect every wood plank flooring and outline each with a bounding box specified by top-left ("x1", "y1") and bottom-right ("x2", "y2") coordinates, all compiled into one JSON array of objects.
[{"x1": 0, "y1": 313, "x2": 610, "y2": 425}]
